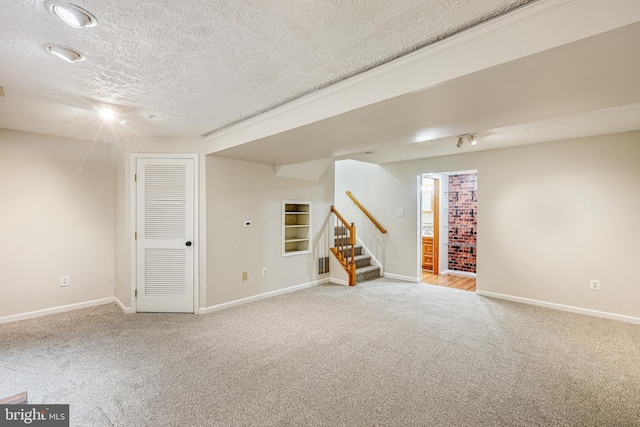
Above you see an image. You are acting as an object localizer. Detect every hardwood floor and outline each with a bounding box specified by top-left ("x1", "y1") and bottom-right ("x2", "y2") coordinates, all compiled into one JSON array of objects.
[{"x1": 422, "y1": 270, "x2": 476, "y2": 292}]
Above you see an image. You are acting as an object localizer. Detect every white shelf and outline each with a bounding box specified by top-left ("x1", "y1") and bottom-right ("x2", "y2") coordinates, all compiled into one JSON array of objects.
[{"x1": 282, "y1": 200, "x2": 311, "y2": 256}]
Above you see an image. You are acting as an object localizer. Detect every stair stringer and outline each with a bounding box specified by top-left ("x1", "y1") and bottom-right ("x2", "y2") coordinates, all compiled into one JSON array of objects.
[{"x1": 329, "y1": 252, "x2": 350, "y2": 286}]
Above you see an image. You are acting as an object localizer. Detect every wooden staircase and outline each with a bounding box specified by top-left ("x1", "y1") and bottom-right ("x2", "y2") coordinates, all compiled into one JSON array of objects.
[
  {"x1": 332, "y1": 224, "x2": 381, "y2": 285},
  {"x1": 329, "y1": 198, "x2": 385, "y2": 286}
]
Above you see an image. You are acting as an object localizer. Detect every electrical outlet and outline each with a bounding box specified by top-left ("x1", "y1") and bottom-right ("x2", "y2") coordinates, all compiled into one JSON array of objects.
[
  {"x1": 242, "y1": 271, "x2": 248, "y2": 281},
  {"x1": 262, "y1": 268, "x2": 268, "y2": 277},
  {"x1": 590, "y1": 279, "x2": 600, "y2": 291},
  {"x1": 60, "y1": 275, "x2": 70, "y2": 287}
]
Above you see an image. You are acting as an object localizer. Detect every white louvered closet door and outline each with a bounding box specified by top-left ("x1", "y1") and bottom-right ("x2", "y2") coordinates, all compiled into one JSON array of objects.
[{"x1": 136, "y1": 158, "x2": 195, "y2": 313}]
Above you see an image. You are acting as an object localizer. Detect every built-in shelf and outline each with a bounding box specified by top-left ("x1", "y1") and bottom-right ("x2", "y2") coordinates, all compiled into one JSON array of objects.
[{"x1": 282, "y1": 201, "x2": 311, "y2": 256}]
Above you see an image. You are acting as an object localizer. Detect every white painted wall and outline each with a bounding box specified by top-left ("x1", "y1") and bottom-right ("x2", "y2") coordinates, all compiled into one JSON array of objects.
[
  {"x1": 3, "y1": 128, "x2": 636, "y2": 322},
  {"x1": 206, "y1": 156, "x2": 334, "y2": 307},
  {"x1": 333, "y1": 160, "x2": 391, "y2": 275},
  {"x1": 336, "y1": 159, "x2": 423, "y2": 281},
  {"x1": 0, "y1": 130, "x2": 115, "y2": 318},
  {"x1": 336, "y1": 131, "x2": 640, "y2": 318}
]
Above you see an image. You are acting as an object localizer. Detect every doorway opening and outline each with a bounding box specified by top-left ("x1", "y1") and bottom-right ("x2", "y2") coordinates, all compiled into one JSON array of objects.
[{"x1": 420, "y1": 171, "x2": 477, "y2": 292}]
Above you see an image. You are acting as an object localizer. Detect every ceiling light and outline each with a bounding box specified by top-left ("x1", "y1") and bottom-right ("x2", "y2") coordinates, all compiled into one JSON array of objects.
[
  {"x1": 99, "y1": 107, "x2": 117, "y2": 121},
  {"x1": 415, "y1": 130, "x2": 436, "y2": 143},
  {"x1": 468, "y1": 135, "x2": 477, "y2": 146},
  {"x1": 44, "y1": 43, "x2": 85, "y2": 63},
  {"x1": 45, "y1": 1, "x2": 97, "y2": 28},
  {"x1": 456, "y1": 137, "x2": 464, "y2": 148}
]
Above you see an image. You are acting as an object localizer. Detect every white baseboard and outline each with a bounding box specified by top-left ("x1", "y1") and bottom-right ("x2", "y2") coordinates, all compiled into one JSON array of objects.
[
  {"x1": 329, "y1": 277, "x2": 349, "y2": 286},
  {"x1": 384, "y1": 273, "x2": 421, "y2": 283},
  {"x1": 114, "y1": 297, "x2": 135, "y2": 314},
  {"x1": 475, "y1": 290, "x2": 640, "y2": 325},
  {"x1": 0, "y1": 297, "x2": 114, "y2": 325},
  {"x1": 202, "y1": 279, "x2": 326, "y2": 314}
]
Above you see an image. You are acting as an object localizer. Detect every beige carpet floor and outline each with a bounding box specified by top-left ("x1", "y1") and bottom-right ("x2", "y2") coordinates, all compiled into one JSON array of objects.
[{"x1": 1, "y1": 278, "x2": 639, "y2": 426}]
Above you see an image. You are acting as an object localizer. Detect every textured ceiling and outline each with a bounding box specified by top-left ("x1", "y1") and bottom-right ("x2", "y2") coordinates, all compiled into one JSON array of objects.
[
  {"x1": 211, "y1": 19, "x2": 640, "y2": 165},
  {"x1": 0, "y1": 0, "x2": 535, "y2": 141}
]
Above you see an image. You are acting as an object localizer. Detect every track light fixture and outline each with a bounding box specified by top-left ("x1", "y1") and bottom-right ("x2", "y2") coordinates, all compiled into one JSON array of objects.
[{"x1": 456, "y1": 134, "x2": 478, "y2": 148}]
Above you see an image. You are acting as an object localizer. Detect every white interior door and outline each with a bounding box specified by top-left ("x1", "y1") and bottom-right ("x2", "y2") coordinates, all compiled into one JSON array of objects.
[{"x1": 136, "y1": 158, "x2": 195, "y2": 313}]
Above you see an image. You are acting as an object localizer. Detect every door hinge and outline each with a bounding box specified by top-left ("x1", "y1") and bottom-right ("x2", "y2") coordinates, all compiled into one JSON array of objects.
[
  {"x1": 134, "y1": 231, "x2": 137, "y2": 240},
  {"x1": 135, "y1": 289, "x2": 137, "y2": 298},
  {"x1": 134, "y1": 173, "x2": 137, "y2": 182}
]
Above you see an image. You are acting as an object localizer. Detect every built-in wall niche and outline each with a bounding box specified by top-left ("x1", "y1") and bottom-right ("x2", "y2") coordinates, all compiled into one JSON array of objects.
[{"x1": 282, "y1": 200, "x2": 311, "y2": 256}]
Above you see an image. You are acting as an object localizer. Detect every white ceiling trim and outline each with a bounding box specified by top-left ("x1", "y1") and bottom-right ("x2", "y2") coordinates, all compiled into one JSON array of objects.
[{"x1": 204, "y1": 0, "x2": 640, "y2": 155}]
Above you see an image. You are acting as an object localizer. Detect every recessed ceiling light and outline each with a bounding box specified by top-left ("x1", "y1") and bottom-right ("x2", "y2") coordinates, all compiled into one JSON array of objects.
[
  {"x1": 44, "y1": 1, "x2": 97, "y2": 28},
  {"x1": 99, "y1": 107, "x2": 117, "y2": 121},
  {"x1": 44, "y1": 43, "x2": 85, "y2": 63}
]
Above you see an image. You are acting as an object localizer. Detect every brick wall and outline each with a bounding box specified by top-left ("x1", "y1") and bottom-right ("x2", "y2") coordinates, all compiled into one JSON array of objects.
[{"x1": 447, "y1": 173, "x2": 477, "y2": 273}]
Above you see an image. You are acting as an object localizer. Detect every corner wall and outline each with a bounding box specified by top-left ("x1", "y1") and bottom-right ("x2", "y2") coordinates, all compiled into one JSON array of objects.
[
  {"x1": 336, "y1": 132, "x2": 640, "y2": 319},
  {"x1": 0, "y1": 130, "x2": 115, "y2": 319},
  {"x1": 206, "y1": 156, "x2": 334, "y2": 308}
]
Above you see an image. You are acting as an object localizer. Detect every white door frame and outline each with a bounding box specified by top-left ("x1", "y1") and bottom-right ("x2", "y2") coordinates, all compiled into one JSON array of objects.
[
  {"x1": 130, "y1": 153, "x2": 199, "y2": 313},
  {"x1": 418, "y1": 169, "x2": 478, "y2": 279}
]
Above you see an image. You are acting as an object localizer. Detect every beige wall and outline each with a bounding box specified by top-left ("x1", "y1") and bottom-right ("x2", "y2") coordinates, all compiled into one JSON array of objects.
[
  {"x1": 336, "y1": 132, "x2": 640, "y2": 318},
  {"x1": 0, "y1": 130, "x2": 115, "y2": 318},
  {"x1": 206, "y1": 156, "x2": 334, "y2": 307},
  {"x1": 4, "y1": 128, "x2": 637, "y2": 320}
]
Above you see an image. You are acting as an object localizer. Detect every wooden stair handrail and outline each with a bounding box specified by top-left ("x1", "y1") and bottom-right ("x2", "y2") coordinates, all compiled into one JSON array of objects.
[
  {"x1": 331, "y1": 205, "x2": 351, "y2": 229},
  {"x1": 346, "y1": 191, "x2": 387, "y2": 233},
  {"x1": 330, "y1": 205, "x2": 357, "y2": 286}
]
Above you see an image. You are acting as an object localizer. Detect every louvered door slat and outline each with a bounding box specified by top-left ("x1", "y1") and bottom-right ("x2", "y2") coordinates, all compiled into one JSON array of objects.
[
  {"x1": 145, "y1": 165, "x2": 186, "y2": 240},
  {"x1": 145, "y1": 249, "x2": 186, "y2": 296}
]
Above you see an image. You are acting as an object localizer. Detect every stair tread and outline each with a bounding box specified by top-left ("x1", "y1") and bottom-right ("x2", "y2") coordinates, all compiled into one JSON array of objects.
[{"x1": 356, "y1": 265, "x2": 380, "y2": 273}]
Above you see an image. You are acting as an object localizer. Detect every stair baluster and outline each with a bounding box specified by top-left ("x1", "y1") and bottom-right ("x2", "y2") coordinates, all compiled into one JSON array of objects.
[{"x1": 330, "y1": 206, "x2": 357, "y2": 286}]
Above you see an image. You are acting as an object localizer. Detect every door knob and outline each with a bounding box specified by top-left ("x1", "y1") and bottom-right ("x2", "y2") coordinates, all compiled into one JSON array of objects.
[{"x1": 185, "y1": 241, "x2": 192, "y2": 247}]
